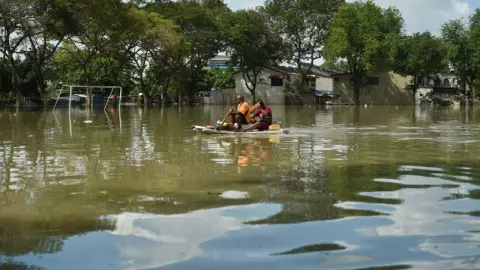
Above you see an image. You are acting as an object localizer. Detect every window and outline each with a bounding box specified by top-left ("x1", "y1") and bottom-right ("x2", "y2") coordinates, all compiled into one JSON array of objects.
[
  {"x1": 366, "y1": 76, "x2": 379, "y2": 86},
  {"x1": 270, "y1": 76, "x2": 283, "y2": 86},
  {"x1": 443, "y1": 78, "x2": 450, "y2": 87}
]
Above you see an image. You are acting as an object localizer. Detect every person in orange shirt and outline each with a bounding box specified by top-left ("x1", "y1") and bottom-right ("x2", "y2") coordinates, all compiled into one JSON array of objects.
[{"x1": 229, "y1": 95, "x2": 250, "y2": 130}]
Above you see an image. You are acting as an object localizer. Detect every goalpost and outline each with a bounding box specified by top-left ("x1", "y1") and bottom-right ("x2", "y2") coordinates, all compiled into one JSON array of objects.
[{"x1": 52, "y1": 85, "x2": 123, "y2": 110}]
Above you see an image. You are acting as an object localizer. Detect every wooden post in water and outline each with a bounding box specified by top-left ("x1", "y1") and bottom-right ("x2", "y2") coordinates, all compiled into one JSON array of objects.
[
  {"x1": 68, "y1": 86, "x2": 72, "y2": 112},
  {"x1": 69, "y1": 86, "x2": 73, "y2": 137},
  {"x1": 119, "y1": 87, "x2": 123, "y2": 108}
]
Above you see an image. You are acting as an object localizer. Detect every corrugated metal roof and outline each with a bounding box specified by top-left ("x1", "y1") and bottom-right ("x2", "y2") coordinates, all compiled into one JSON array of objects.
[{"x1": 209, "y1": 56, "x2": 231, "y2": 61}]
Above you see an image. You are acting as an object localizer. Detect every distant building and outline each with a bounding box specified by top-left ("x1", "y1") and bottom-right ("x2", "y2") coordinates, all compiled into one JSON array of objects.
[
  {"x1": 416, "y1": 73, "x2": 469, "y2": 106},
  {"x1": 331, "y1": 70, "x2": 413, "y2": 105},
  {"x1": 207, "y1": 55, "x2": 231, "y2": 70},
  {"x1": 233, "y1": 64, "x2": 339, "y2": 105}
]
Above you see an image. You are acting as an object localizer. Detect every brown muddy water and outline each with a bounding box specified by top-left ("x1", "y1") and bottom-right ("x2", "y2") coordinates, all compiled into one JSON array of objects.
[{"x1": 0, "y1": 105, "x2": 479, "y2": 270}]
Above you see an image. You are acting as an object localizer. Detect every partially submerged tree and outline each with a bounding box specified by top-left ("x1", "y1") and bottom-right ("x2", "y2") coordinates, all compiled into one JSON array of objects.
[
  {"x1": 127, "y1": 8, "x2": 183, "y2": 107},
  {"x1": 324, "y1": 0, "x2": 404, "y2": 105},
  {"x1": 469, "y1": 9, "x2": 480, "y2": 94},
  {"x1": 263, "y1": 0, "x2": 344, "y2": 84},
  {"x1": 0, "y1": 0, "x2": 34, "y2": 107},
  {"x1": 21, "y1": 0, "x2": 80, "y2": 104},
  {"x1": 393, "y1": 31, "x2": 447, "y2": 100},
  {"x1": 56, "y1": 0, "x2": 132, "y2": 107},
  {"x1": 146, "y1": 0, "x2": 229, "y2": 104},
  {"x1": 220, "y1": 9, "x2": 283, "y2": 103},
  {"x1": 441, "y1": 9, "x2": 480, "y2": 93}
]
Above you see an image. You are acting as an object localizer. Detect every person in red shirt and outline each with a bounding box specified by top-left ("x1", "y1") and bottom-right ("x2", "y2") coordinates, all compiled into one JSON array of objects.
[{"x1": 242, "y1": 100, "x2": 272, "y2": 132}]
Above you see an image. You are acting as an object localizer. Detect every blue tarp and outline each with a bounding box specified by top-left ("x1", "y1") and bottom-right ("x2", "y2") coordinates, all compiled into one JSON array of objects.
[{"x1": 313, "y1": 89, "x2": 334, "y2": 96}]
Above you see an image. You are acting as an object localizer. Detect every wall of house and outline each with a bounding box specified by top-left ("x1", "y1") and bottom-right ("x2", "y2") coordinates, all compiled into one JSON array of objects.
[
  {"x1": 203, "y1": 88, "x2": 236, "y2": 105},
  {"x1": 316, "y1": 76, "x2": 333, "y2": 91},
  {"x1": 235, "y1": 69, "x2": 286, "y2": 105},
  {"x1": 333, "y1": 71, "x2": 414, "y2": 105}
]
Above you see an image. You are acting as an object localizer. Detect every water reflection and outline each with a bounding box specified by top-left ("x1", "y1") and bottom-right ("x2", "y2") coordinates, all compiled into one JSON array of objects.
[{"x1": 0, "y1": 105, "x2": 478, "y2": 270}]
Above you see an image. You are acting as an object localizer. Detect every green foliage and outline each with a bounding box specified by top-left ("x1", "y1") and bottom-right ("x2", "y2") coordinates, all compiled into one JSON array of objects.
[
  {"x1": 321, "y1": 59, "x2": 348, "y2": 71},
  {"x1": 52, "y1": 43, "x2": 125, "y2": 86},
  {"x1": 220, "y1": 9, "x2": 283, "y2": 102},
  {"x1": 263, "y1": 0, "x2": 345, "y2": 76},
  {"x1": 325, "y1": 0, "x2": 404, "y2": 104},
  {"x1": 393, "y1": 31, "x2": 447, "y2": 92},
  {"x1": 198, "y1": 65, "x2": 235, "y2": 92},
  {"x1": 213, "y1": 64, "x2": 235, "y2": 89},
  {"x1": 145, "y1": 0, "x2": 229, "y2": 100},
  {"x1": 0, "y1": 0, "x2": 479, "y2": 107},
  {"x1": 441, "y1": 9, "x2": 480, "y2": 91}
]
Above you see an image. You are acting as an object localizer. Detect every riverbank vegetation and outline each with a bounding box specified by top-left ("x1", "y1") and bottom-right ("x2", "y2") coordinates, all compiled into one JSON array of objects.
[{"x1": 1, "y1": 0, "x2": 479, "y2": 107}]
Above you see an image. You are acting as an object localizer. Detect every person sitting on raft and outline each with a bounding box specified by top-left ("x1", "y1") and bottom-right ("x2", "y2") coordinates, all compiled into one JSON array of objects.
[
  {"x1": 242, "y1": 100, "x2": 272, "y2": 132},
  {"x1": 229, "y1": 95, "x2": 250, "y2": 130}
]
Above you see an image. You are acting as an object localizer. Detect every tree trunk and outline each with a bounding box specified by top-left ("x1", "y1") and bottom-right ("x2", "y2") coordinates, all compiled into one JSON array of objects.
[
  {"x1": 354, "y1": 105, "x2": 360, "y2": 125},
  {"x1": 178, "y1": 80, "x2": 182, "y2": 107},
  {"x1": 9, "y1": 60, "x2": 21, "y2": 108},
  {"x1": 15, "y1": 88, "x2": 21, "y2": 108},
  {"x1": 143, "y1": 92, "x2": 149, "y2": 108},
  {"x1": 353, "y1": 73, "x2": 361, "y2": 106},
  {"x1": 250, "y1": 88, "x2": 256, "y2": 104},
  {"x1": 39, "y1": 85, "x2": 47, "y2": 106},
  {"x1": 86, "y1": 88, "x2": 92, "y2": 108},
  {"x1": 353, "y1": 84, "x2": 360, "y2": 106},
  {"x1": 162, "y1": 78, "x2": 170, "y2": 107},
  {"x1": 36, "y1": 77, "x2": 46, "y2": 106}
]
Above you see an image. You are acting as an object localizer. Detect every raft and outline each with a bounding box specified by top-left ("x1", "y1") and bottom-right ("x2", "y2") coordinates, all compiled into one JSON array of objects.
[{"x1": 192, "y1": 125, "x2": 289, "y2": 135}]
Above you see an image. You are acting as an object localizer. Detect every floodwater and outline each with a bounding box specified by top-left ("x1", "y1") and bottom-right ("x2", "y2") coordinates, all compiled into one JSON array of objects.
[{"x1": 0, "y1": 105, "x2": 479, "y2": 270}]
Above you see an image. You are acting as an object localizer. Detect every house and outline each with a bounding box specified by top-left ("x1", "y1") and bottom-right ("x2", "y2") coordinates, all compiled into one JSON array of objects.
[
  {"x1": 207, "y1": 55, "x2": 232, "y2": 70},
  {"x1": 301, "y1": 64, "x2": 341, "y2": 105},
  {"x1": 234, "y1": 65, "x2": 294, "y2": 105},
  {"x1": 234, "y1": 64, "x2": 341, "y2": 105},
  {"x1": 416, "y1": 73, "x2": 469, "y2": 106},
  {"x1": 331, "y1": 70, "x2": 414, "y2": 105},
  {"x1": 327, "y1": 68, "x2": 470, "y2": 106}
]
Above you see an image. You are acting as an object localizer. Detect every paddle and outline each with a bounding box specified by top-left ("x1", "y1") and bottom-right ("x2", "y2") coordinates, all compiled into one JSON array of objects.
[{"x1": 217, "y1": 109, "x2": 231, "y2": 132}]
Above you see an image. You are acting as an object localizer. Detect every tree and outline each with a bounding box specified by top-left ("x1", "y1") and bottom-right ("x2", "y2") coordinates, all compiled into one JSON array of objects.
[
  {"x1": 263, "y1": 0, "x2": 344, "y2": 83},
  {"x1": 441, "y1": 9, "x2": 480, "y2": 93},
  {"x1": 146, "y1": 0, "x2": 229, "y2": 104},
  {"x1": 127, "y1": 8, "x2": 183, "y2": 107},
  {"x1": 198, "y1": 65, "x2": 235, "y2": 92},
  {"x1": 470, "y1": 9, "x2": 480, "y2": 94},
  {"x1": 21, "y1": 0, "x2": 80, "y2": 104},
  {"x1": 58, "y1": 0, "x2": 131, "y2": 107},
  {"x1": 0, "y1": 0, "x2": 34, "y2": 107},
  {"x1": 324, "y1": 0, "x2": 404, "y2": 105},
  {"x1": 220, "y1": 9, "x2": 283, "y2": 103},
  {"x1": 441, "y1": 20, "x2": 474, "y2": 92},
  {"x1": 52, "y1": 43, "x2": 121, "y2": 86},
  {"x1": 321, "y1": 59, "x2": 348, "y2": 71},
  {"x1": 393, "y1": 31, "x2": 447, "y2": 100}
]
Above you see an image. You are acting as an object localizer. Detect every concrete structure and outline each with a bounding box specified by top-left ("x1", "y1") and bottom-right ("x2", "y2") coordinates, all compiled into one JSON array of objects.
[
  {"x1": 234, "y1": 66, "x2": 293, "y2": 105},
  {"x1": 415, "y1": 73, "x2": 467, "y2": 106},
  {"x1": 204, "y1": 64, "x2": 338, "y2": 105},
  {"x1": 332, "y1": 70, "x2": 414, "y2": 105},
  {"x1": 203, "y1": 62, "x2": 468, "y2": 106},
  {"x1": 203, "y1": 88, "x2": 236, "y2": 105}
]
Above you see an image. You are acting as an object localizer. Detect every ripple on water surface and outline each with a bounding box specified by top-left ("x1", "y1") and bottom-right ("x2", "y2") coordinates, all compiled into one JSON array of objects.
[{"x1": 0, "y1": 107, "x2": 479, "y2": 270}]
